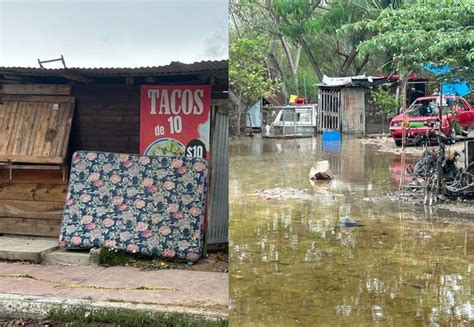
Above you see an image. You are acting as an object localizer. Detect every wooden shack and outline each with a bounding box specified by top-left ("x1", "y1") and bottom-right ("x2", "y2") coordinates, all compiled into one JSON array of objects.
[
  {"x1": 317, "y1": 74, "x2": 428, "y2": 135},
  {"x1": 0, "y1": 60, "x2": 229, "y2": 243}
]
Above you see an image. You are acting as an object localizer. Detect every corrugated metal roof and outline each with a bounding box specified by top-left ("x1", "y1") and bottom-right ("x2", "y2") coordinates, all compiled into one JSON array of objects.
[
  {"x1": 0, "y1": 59, "x2": 228, "y2": 77},
  {"x1": 265, "y1": 94, "x2": 286, "y2": 106}
]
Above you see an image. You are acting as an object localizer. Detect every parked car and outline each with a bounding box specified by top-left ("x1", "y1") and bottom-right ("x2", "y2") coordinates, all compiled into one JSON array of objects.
[{"x1": 389, "y1": 95, "x2": 474, "y2": 146}]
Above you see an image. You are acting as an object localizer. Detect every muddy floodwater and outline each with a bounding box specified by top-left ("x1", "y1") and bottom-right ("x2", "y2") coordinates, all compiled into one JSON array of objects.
[{"x1": 229, "y1": 136, "x2": 474, "y2": 326}]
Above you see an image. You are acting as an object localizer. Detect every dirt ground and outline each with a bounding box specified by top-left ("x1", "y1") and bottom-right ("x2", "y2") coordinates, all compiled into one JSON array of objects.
[
  {"x1": 190, "y1": 252, "x2": 228, "y2": 272},
  {"x1": 364, "y1": 136, "x2": 473, "y2": 215},
  {"x1": 362, "y1": 135, "x2": 466, "y2": 164},
  {"x1": 101, "y1": 251, "x2": 228, "y2": 273}
]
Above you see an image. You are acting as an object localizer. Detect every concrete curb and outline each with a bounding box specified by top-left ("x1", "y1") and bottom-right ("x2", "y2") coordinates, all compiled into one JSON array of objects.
[{"x1": 0, "y1": 293, "x2": 228, "y2": 321}]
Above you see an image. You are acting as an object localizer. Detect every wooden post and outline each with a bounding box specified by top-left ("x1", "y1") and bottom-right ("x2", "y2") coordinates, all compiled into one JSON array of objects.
[
  {"x1": 437, "y1": 82, "x2": 444, "y2": 195},
  {"x1": 399, "y1": 75, "x2": 409, "y2": 191}
]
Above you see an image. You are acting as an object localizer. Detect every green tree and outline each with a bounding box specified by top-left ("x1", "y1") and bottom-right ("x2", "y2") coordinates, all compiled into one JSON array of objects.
[
  {"x1": 229, "y1": 37, "x2": 280, "y2": 135},
  {"x1": 342, "y1": 0, "x2": 474, "y2": 84},
  {"x1": 272, "y1": 0, "x2": 403, "y2": 79},
  {"x1": 230, "y1": 0, "x2": 304, "y2": 98},
  {"x1": 368, "y1": 86, "x2": 398, "y2": 131}
]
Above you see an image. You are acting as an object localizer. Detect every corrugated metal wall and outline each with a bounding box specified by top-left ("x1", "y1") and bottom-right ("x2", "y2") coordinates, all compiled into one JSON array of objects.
[{"x1": 207, "y1": 105, "x2": 229, "y2": 245}]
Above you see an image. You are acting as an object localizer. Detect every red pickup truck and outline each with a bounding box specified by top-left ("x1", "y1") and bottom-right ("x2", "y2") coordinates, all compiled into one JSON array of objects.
[{"x1": 389, "y1": 95, "x2": 474, "y2": 146}]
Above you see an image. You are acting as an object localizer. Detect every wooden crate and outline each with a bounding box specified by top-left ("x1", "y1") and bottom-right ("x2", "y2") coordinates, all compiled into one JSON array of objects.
[{"x1": 0, "y1": 95, "x2": 75, "y2": 164}]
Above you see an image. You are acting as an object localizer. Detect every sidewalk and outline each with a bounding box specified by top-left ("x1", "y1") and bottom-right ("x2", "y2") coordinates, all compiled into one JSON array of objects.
[{"x1": 0, "y1": 262, "x2": 228, "y2": 321}]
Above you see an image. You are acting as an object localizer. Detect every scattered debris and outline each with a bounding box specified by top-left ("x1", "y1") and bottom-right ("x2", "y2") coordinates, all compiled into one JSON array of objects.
[
  {"x1": 400, "y1": 134, "x2": 474, "y2": 203},
  {"x1": 254, "y1": 187, "x2": 314, "y2": 200},
  {"x1": 338, "y1": 216, "x2": 364, "y2": 227},
  {"x1": 309, "y1": 160, "x2": 333, "y2": 180}
]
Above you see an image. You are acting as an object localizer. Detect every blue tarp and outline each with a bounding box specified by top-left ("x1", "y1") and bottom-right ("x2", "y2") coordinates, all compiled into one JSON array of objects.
[
  {"x1": 246, "y1": 100, "x2": 262, "y2": 128},
  {"x1": 422, "y1": 65, "x2": 470, "y2": 96}
]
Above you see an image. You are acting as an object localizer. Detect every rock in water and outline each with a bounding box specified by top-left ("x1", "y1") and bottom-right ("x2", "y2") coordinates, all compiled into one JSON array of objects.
[
  {"x1": 339, "y1": 216, "x2": 363, "y2": 227},
  {"x1": 309, "y1": 160, "x2": 333, "y2": 180}
]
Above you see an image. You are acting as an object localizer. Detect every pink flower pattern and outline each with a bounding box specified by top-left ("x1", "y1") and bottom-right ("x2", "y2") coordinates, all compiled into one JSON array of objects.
[{"x1": 59, "y1": 151, "x2": 207, "y2": 262}]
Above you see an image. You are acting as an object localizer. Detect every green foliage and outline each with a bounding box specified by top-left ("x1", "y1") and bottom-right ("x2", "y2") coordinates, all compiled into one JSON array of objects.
[
  {"x1": 369, "y1": 86, "x2": 399, "y2": 116},
  {"x1": 99, "y1": 247, "x2": 132, "y2": 266},
  {"x1": 49, "y1": 306, "x2": 228, "y2": 327},
  {"x1": 349, "y1": 0, "x2": 406, "y2": 11},
  {"x1": 229, "y1": 37, "x2": 280, "y2": 106},
  {"x1": 273, "y1": 0, "x2": 395, "y2": 77},
  {"x1": 273, "y1": 0, "x2": 317, "y2": 35},
  {"x1": 99, "y1": 247, "x2": 188, "y2": 270},
  {"x1": 342, "y1": 0, "x2": 474, "y2": 82},
  {"x1": 230, "y1": 0, "x2": 407, "y2": 105}
]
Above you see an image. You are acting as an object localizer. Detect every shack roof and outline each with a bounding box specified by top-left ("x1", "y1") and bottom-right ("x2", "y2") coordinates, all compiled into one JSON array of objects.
[
  {"x1": 317, "y1": 72, "x2": 428, "y2": 89},
  {"x1": 317, "y1": 74, "x2": 392, "y2": 88},
  {"x1": 0, "y1": 60, "x2": 228, "y2": 86}
]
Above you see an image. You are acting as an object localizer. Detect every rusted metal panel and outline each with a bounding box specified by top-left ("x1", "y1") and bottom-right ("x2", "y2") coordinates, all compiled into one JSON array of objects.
[
  {"x1": 341, "y1": 88, "x2": 366, "y2": 134},
  {"x1": 207, "y1": 105, "x2": 229, "y2": 245}
]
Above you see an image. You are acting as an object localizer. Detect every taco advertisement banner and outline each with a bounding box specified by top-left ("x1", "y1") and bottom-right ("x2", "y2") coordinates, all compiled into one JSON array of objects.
[{"x1": 140, "y1": 85, "x2": 211, "y2": 160}]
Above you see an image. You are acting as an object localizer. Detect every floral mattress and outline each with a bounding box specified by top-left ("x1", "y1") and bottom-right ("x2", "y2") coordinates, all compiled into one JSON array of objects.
[{"x1": 59, "y1": 151, "x2": 208, "y2": 262}]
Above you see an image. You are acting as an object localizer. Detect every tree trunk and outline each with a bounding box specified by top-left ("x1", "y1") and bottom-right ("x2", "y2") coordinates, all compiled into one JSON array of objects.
[
  {"x1": 354, "y1": 54, "x2": 370, "y2": 75},
  {"x1": 299, "y1": 36, "x2": 323, "y2": 81},
  {"x1": 294, "y1": 45, "x2": 302, "y2": 71},
  {"x1": 237, "y1": 110, "x2": 242, "y2": 137},
  {"x1": 268, "y1": 5, "x2": 300, "y2": 91},
  {"x1": 340, "y1": 49, "x2": 358, "y2": 76},
  {"x1": 268, "y1": 49, "x2": 290, "y2": 99},
  {"x1": 229, "y1": 90, "x2": 245, "y2": 136}
]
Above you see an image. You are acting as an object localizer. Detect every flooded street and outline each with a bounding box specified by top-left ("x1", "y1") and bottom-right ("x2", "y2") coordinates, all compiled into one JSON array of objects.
[{"x1": 229, "y1": 136, "x2": 474, "y2": 326}]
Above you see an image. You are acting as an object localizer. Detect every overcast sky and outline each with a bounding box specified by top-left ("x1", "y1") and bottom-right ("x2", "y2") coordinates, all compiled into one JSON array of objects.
[{"x1": 0, "y1": 0, "x2": 228, "y2": 68}]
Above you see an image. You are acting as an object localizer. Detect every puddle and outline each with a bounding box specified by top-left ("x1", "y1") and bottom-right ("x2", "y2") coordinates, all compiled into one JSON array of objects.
[{"x1": 230, "y1": 135, "x2": 474, "y2": 326}]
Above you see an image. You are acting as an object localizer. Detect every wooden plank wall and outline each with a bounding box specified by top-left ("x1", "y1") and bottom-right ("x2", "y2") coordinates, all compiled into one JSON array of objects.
[
  {"x1": 70, "y1": 85, "x2": 140, "y2": 155},
  {"x1": 0, "y1": 83, "x2": 221, "y2": 237},
  {"x1": 0, "y1": 85, "x2": 139, "y2": 237},
  {"x1": 0, "y1": 96, "x2": 75, "y2": 164},
  {"x1": 0, "y1": 85, "x2": 72, "y2": 237},
  {"x1": 0, "y1": 169, "x2": 67, "y2": 237},
  {"x1": 0, "y1": 84, "x2": 71, "y2": 95}
]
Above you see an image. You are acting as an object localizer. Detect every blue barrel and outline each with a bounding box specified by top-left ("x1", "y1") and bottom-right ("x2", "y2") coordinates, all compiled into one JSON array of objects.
[{"x1": 322, "y1": 130, "x2": 341, "y2": 141}]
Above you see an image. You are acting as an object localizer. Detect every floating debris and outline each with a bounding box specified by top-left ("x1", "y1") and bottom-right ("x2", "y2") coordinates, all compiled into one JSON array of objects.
[
  {"x1": 254, "y1": 187, "x2": 314, "y2": 201},
  {"x1": 339, "y1": 216, "x2": 364, "y2": 227},
  {"x1": 309, "y1": 160, "x2": 333, "y2": 180}
]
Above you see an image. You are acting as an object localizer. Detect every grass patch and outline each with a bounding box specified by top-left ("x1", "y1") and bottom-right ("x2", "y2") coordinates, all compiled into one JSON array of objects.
[
  {"x1": 98, "y1": 248, "x2": 189, "y2": 270},
  {"x1": 99, "y1": 248, "x2": 133, "y2": 266},
  {"x1": 50, "y1": 306, "x2": 228, "y2": 327}
]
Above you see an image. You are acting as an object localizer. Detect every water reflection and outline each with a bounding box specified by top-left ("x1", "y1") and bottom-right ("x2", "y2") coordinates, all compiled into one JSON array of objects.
[{"x1": 230, "y1": 135, "x2": 474, "y2": 326}]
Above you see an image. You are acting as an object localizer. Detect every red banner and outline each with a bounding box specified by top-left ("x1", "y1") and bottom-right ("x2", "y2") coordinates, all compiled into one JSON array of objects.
[{"x1": 140, "y1": 85, "x2": 211, "y2": 160}]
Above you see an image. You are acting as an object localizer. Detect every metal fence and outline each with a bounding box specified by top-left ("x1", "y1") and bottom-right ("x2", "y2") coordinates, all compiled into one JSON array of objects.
[{"x1": 318, "y1": 88, "x2": 341, "y2": 131}]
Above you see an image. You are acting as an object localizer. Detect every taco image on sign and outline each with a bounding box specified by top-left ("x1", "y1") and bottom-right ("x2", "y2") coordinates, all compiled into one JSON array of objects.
[{"x1": 144, "y1": 138, "x2": 185, "y2": 156}]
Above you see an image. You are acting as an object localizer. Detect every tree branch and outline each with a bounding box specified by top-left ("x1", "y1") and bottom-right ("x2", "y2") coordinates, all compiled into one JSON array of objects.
[
  {"x1": 354, "y1": 54, "x2": 370, "y2": 75},
  {"x1": 299, "y1": 36, "x2": 324, "y2": 80}
]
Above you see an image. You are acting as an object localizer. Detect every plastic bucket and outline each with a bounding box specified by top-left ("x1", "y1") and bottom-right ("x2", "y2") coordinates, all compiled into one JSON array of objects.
[{"x1": 322, "y1": 130, "x2": 341, "y2": 141}]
